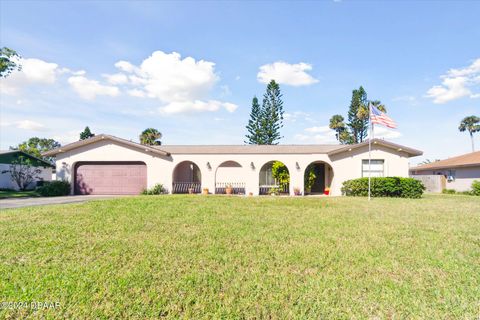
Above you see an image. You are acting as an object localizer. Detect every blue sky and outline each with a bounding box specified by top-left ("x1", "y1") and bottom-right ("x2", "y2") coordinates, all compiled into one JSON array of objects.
[{"x1": 1, "y1": 0, "x2": 479, "y2": 164}]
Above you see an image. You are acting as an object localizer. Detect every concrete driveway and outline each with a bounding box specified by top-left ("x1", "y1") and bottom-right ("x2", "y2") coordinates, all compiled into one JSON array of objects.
[{"x1": 0, "y1": 195, "x2": 120, "y2": 210}]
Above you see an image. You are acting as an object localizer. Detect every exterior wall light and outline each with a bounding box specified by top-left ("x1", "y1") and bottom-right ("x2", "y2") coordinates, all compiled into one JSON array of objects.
[
  {"x1": 206, "y1": 162, "x2": 212, "y2": 170},
  {"x1": 296, "y1": 162, "x2": 300, "y2": 170},
  {"x1": 250, "y1": 162, "x2": 255, "y2": 170}
]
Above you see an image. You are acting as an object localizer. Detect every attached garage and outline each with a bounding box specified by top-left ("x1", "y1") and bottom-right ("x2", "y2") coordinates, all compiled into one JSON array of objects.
[{"x1": 74, "y1": 162, "x2": 147, "y2": 195}]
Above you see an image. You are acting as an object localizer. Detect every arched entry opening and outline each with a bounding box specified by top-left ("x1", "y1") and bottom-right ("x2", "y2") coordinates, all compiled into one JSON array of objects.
[
  {"x1": 259, "y1": 161, "x2": 290, "y2": 195},
  {"x1": 172, "y1": 161, "x2": 201, "y2": 194},
  {"x1": 304, "y1": 161, "x2": 334, "y2": 195},
  {"x1": 215, "y1": 161, "x2": 245, "y2": 194}
]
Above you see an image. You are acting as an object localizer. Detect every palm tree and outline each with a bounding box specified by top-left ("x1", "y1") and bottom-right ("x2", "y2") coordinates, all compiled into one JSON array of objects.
[
  {"x1": 329, "y1": 114, "x2": 347, "y2": 143},
  {"x1": 139, "y1": 128, "x2": 162, "y2": 146},
  {"x1": 458, "y1": 116, "x2": 480, "y2": 152}
]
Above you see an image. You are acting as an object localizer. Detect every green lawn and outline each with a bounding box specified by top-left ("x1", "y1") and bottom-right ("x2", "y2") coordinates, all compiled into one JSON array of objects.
[
  {"x1": 0, "y1": 195, "x2": 479, "y2": 319},
  {"x1": 0, "y1": 190, "x2": 40, "y2": 199}
]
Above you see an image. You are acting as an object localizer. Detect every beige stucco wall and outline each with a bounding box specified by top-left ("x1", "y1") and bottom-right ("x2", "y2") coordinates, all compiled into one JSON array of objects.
[
  {"x1": 412, "y1": 166, "x2": 480, "y2": 191},
  {"x1": 54, "y1": 139, "x2": 413, "y2": 196}
]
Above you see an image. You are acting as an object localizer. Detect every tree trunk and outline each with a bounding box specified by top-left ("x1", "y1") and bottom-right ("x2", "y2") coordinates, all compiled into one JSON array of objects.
[{"x1": 471, "y1": 132, "x2": 475, "y2": 152}]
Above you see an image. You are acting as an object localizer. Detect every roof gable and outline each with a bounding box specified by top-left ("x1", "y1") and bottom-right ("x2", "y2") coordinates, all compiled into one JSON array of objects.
[
  {"x1": 412, "y1": 151, "x2": 480, "y2": 171},
  {"x1": 42, "y1": 134, "x2": 171, "y2": 157},
  {"x1": 327, "y1": 139, "x2": 422, "y2": 157},
  {"x1": 0, "y1": 150, "x2": 54, "y2": 167}
]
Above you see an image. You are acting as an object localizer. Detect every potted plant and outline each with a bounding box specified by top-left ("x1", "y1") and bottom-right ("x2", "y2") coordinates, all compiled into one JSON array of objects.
[
  {"x1": 324, "y1": 187, "x2": 330, "y2": 196},
  {"x1": 202, "y1": 188, "x2": 209, "y2": 195},
  {"x1": 269, "y1": 187, "x2": 279, "y2": 196},
  {"x1": 294, "y1": 187, "x2": 302, "y2": 196},
  {"x1": 188, "y1": 185, "x2": 194, "y2": 194},
  {"x1": 225, "y1": 184, "x2": 233, "y2": 195}
]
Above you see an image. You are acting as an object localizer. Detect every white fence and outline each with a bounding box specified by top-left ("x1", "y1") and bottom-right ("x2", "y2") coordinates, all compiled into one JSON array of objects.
[{"x1": 410, "y1": 175, "x2": 445, "y2": 193}]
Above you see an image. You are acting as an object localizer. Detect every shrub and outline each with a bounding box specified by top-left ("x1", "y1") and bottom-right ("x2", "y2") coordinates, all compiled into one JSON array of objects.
[
  {"x1": 141, "y1": 183, "x2": 167, "y2": 195},
  {"x1": 342, "y1": 177, "x2": 425, "y2": 198},
  {"x1": 37, "y1": 180, "x2": 71, "y2": 197},
  {"x1": 442, "y1": 189, "x2": 456, "y2": 194},
  {"x1": 471, "y1": 180, "x2": 480, "y2": 196}
]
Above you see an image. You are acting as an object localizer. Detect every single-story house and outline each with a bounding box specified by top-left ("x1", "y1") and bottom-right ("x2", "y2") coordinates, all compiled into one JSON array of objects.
[
  {"x1": 410, "y1": 151, "x2": 480, "y2": 192},
  {"x1": 43, "y1": 134, "x2": 422, "y2": 196},
  {"x1": 0, "y1": 150, "x2": 54, "y2": 190}
]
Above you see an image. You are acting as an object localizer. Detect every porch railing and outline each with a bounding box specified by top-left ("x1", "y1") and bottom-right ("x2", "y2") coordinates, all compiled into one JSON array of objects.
[
  {"x1": 172, "y1": 181, "x2": 201, "y2": 194},
  {"x1": 215, "y1": 182, "x2": 246, "y2": 195},
  {"x1": 259, "y1": 184, "x2": 289, "y2": 195}
]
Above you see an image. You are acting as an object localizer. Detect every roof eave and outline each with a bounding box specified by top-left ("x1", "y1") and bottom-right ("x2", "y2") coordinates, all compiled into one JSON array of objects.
[{"x1": 42, "y1": 134, "x2": 170, "y2": 158}]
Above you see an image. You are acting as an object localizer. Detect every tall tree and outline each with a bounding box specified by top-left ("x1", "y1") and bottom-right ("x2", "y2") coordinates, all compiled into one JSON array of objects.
[
  {"x1": 347, "y1": 86, "x2": 369, "y2": 143},
  {"x1": 261, "y1": 80, "x2": 284, "y2": 145},
  {"x1": 329, "y1": 87, "x2": 387, "y2": 144},
  {"x1": 140, "y1": 128, "x2": 162, "y2": 145},
  {"x1": 0, "y1": 47, "x2": 21, "y2": 78},
  {"x1": 79, "y1": 126, "x2": 95, "y2": 140},
  {"x1": 245, "y1": 96, "x2": 265, "y2": 144},
  {"x1": 329, "y1": 114, "x2": 350, "y2": 144},
  {"x1": 11, "y1": 137, "x2": 61, "y2": 163},
  {"x1": 458, "y1": 115, "x2": 480, "y2": 152}
]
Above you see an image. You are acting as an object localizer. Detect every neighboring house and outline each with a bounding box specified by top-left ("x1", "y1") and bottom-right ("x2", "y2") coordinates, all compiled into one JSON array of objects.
[
  {"x1": 0, "y1": 150, "x2": 54, "y2": 190},
  {"x1": 43, "y1": 134, "x2": 422, "y2": 196},
  {"x1": 410, "y1": 151, "x2": 480, "y2": 192}
]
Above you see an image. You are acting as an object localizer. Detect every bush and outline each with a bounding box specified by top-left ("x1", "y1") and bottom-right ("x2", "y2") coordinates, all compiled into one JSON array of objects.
[
  {"x1": 471, "y1": 180, "x2": 480, "y2": 196},
  {"x1": 37, "y1": 180, "x2": 71, "y2": 197},
  {"x1": 342, "y1": 177, "x2": 425, "y2": 198},
  {"x1": 141, "y1": 183, "x2": 167, "y2": 195},
  {"x1": 442, "y1": 189, "x2": 456, "y2": 194}
]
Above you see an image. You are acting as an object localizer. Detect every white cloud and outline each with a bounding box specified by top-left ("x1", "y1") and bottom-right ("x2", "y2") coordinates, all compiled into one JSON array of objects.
[
  {"x1": 16, "y1": 120, "x2": 47, "y2": 131},
  {"x1": 257, "y1": 61, "x2": 318, "y2": 86},
  {"x1": 127, "y1": 88, "x2": 147, "y2": 98},
  {"x1": 426, "y1": 58, "x2": 480, "y2": 103},
  {"x1": 115, "y1": 51, "x2": 218, "y2": 102},
  {"x1": 295, "y1": 125, "x2": 337, "y2": 144},
  {"x1": 369, "y1": 126, "x2": 402, "y2": 139},
  {"x1": 0, "y1": 58, "x2": 59, "y2": 95},
  {"x1": 68, "y1": 76, "x2": 120, "y2": 100},
  {"x1": 159, "y1": 100, "x2": 238, "y2": 114},
  {"x1": 284, "y1": 111, "x2": 314, "y2": 123},
  {"x1": 115, "y1": 60, "x2": 138, "y2": 73},
  {"x1": 103, "y1": 73, "x2": 129, "y2": 85},
  {"x1": 111, "y1": 51, "x2": 235, "y2": 114},
  {"x1": 304, "y1": 125, "x2": 331, "y2": 133}
]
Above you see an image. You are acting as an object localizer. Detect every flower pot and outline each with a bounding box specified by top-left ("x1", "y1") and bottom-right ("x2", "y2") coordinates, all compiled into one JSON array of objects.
[
  {"x1": 188, "y1": 188, "x2": 194, "y2": 194},
  {"x1": 202, "y1": 188, "x2": 209, "y2": 195},
  {"x1": 225, "y1": 187, "x2": 233, "y2": 195},
  {"x1": 324, "y1": 189, "x2": 330, "y2": 195}
]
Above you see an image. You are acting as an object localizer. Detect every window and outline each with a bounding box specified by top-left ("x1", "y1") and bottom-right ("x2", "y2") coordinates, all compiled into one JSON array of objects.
[{"x1": 362, "y1": 159, "x2": 384, "y2": 177}]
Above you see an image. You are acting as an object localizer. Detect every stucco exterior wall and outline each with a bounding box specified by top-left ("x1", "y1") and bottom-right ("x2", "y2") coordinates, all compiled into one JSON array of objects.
[
  {"x1": 53, "y1": 139, "x2": 413, "y2": 196},
  {"x1": 412, "y1": 166, "x2": 480, "y2": 191},
  {"x1": 0, "y1": 163, "x2": 52, "y2": 190}
]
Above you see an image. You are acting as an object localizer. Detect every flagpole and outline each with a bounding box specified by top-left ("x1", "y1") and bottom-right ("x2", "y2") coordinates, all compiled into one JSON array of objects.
[{"x1": 368, "y1": 103, "x2": 372, "y2": 201}]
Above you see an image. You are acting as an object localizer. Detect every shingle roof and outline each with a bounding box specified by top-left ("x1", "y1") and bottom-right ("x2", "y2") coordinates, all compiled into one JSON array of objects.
[
  {"x1": 411, "y1": 151, "x2": 480, "y2": 171},
  {"x1": 328, "y1": 139, "x2": 423, "y2": 157},
  {"x1": 42, "y1": 134, "x2": 171, "y2": 157},
  {"x1": 0, "y1": 150, "x2": 54, "y2": 167},
  {"x1": 42, "y1": 134, "x2": 422, "y2": 158},
  {"x1": 156, "y1": 144, "x2": 344, "y2": 154}
]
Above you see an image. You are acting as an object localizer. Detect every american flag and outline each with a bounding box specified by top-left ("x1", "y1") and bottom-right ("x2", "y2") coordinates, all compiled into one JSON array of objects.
[{"x1": 369, "y1": 104, "x2": 397, "y2": 129}]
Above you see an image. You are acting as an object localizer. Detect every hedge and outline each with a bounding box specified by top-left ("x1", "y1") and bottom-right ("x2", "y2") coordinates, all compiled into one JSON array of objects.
[
  {"x1": 37, "y1": 180, "x2": 71, "y2": 197},
  {"x1": 341, "y1": 177, "x2": 425, "y2": 198}
]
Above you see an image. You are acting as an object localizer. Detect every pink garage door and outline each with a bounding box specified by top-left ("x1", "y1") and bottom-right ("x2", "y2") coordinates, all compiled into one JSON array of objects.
[{"x1": 75, "y1": 162, "x2": 147, "y2": 195}]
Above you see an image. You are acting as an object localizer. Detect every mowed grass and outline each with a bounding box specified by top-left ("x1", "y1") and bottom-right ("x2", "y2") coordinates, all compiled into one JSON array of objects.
[
  {"x1": 0, "y1": 190, "x2": 40, "y2": 199},
  {"x1": 0, "y1": 195, "x2": 479, "y2": 319}
]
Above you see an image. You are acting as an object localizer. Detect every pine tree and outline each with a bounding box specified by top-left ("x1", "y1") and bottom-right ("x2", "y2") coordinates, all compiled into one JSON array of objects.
[
  {"x1": 79, "y1": 126, "x2": 95, "y2": 140},
  {"x1": 347, "y1": 86, "x2": 369, "y2": 143},
  {"x1": 245, "y1": 96, "x2": 264, "y2": 144},
  {"x1": 261, "y1": 80, "x2": 284, "y2": 145}
]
